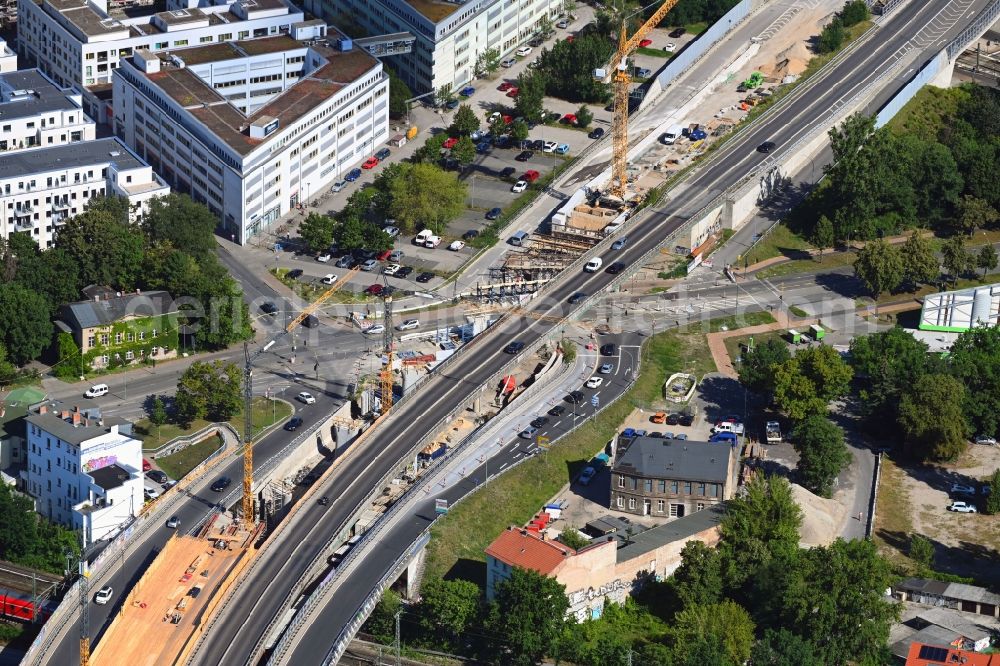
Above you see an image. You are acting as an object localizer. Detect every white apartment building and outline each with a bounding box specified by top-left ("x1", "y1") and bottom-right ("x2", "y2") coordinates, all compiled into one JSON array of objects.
[
  {"x1": 0, "y1": 136, "x2": 168, "y2": 247},
  {"x1": 306, "y1": 0, "x2": 565, "y2": 92},
  {"x1": 113, "y1": 28, "x2": 389, "y2": 243},
  {"x1": 0, "y1": 38, "x2": 17, "y2": 73},
  {"x1": 25, "y1": 402, "x2": 144, "y2": 545},
  {"x1": 0, "y1": 69, "x2": 96, "y2": 154},
  {"x1": 16, "y1": 0, "x2": 305, "y2": 121}
]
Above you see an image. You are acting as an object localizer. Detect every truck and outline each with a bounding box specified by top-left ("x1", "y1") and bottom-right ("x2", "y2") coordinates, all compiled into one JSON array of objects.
[
  {"x1": 765, "y1": 421, "x2": 782, "y2": 443},
  {"x1": 660, "y1": 124, "x2": 683, "y2": 144}
]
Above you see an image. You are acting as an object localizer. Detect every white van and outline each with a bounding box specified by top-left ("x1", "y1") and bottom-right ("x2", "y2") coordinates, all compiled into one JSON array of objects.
[
  {"x1": 414, "y1": 229, "x2": 433, "y2": 245},
  {"x1": 424, "y1": 235, "x2": 442, "y2": 248},
  {"x1": 712, "y1": 421, "x2": 745, "y2": 435},
  {"x1": 660, "y1": 124, "x2": 684, "y2": 145},
  {"x1": 84, "y1": 384, "x2": 109, "y2": 398},
  {"x1": 584, "y1": 257, "x2": 604, "y2": 272}
]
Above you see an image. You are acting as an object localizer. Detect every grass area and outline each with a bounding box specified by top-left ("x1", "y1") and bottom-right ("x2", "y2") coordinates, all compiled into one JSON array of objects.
[
  {"x1": 705, "y1": 310, "x2": 775, "y2": 333},
  {"x1": 754, "y1": 250, "x2": 857, "y2": 279},
  {"x1": 135, "y1": 397, "x2": 292, "y2": 452},
  {"x1": 873, "y1": 457, "x2": 915, "y2": 568},
  {"x1": 788, "y1": 306, "x2": 808, "y2": 317},
  {"x1": 156, "y1": 433, "x2": 225, "y2": 480},
  {"x1": 636, "y1": 46, "x2": 670, "y2": 58},
  {"x1": 887, "y1": 85, "x2": 969, "y2": 141},
  {"x1": 424, "y1": 322, "x2": 722, "y2": 583},
  {"x1": 743, "y1": 223, "x2": 812, "y2": 265},
  {"x1": 684, "y1": 21, "x2": 709, "y2": 35}
]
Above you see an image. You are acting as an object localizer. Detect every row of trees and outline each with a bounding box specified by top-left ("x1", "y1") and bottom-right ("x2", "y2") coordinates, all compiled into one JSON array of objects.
[
  {"x1": 815, "y1": 0, "x2": 869, "y2": 54},
  {"x1": 0, "y1": 483, "x2": 79, "y2": 574},
  {"x1": 367, "y1": 476, "x2": 897, "y2": 665},
  {"x1": 0, "y1": 194, "x2": 253, "y2": 370}
]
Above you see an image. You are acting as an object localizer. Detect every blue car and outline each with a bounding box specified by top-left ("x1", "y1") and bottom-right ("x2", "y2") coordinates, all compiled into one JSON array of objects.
[
  {"x1": 611, "y1": 236, "x2": 628, "y2": 250},
  {"x1": 554, "y1": 143, "x2": 570, "y2": 155},
  {"x1": 344, "y1": 168, "x2": 362, "y2": 182},
  {"x1": 690, "y1": 129, "x2": 707, "y2": 141},
  {"x1": 486, "y1": 207, "x2": 502, "y2": 220},
  {"x1": 460, "y1": 86, "x2": 475, "y2": 96},
  {"x1": 476, "y1": 141, "x2": 492, "y2": 154}
]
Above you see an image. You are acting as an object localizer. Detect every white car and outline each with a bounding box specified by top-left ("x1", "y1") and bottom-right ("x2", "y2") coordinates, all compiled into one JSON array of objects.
[
  {"x1": 516, "y1": 46, "x2": 533, "y2": 57},
  {"x1": 488, "y1": 111, "x2": 502, "y2": 124},
  {"x1": 321, "y1": 273, "x2": 337, "y2": 285},
  {"x1": 585, "y1": 376, "x2": 603, "y2": 389},
  {"x1": 542, "y1": 141, "x2": 558, "y2": 153},
  {"x1": 296, "y1": 391, "x2": 316, "y2": 405},
  {"x1": 396, "y1": 319, "x2": 420, "y2": 331},
  {"x1": 383, "y1": 263, "x2": 401, "y2": 276},
  {"x1": 365, "y1": 324, "x2": 386, "y2": 335},
  {"x1": 317, "y1": 252, "x2": 331, "y2": 262},
  {"x1": 975, "y1": 435, "x2": 998, "y2": 446},
  {"x1": 664, "y1": 42, "x2": 676, "y2": 51},
  {"x1": 578, "y1": 466, "x2": 596, "y2": 486},
  {"x1": 383, "y1": 226, "x2": 401, "y2": 238},
  {"x1": 424, "y1": 235, "x2": 442, "y2": 248},
  {"x1": 144, "y1": 486, "x2": 160, "y2": 499},
  {"x1": 84, "y1": 383, "x2": 109, "y2": 398},
  {"x1": 95, "y1": 586, "x2": 114, "y2": 605},
  {"x1": 512, "y1": 180, "x2": 528, "y2": 193},
  {"x1": 948, "y1": 501, "x2": 978, "y2": 513},
  {"x1": 449, "y1": 240, "x2": 465, "y2": 251}
]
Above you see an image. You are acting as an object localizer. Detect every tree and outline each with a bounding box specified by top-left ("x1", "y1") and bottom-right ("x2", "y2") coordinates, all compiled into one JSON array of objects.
[
  {"x1": 853, "y1": 237, "x2": 903, "y2": 301},
  {"x1": 560, "y1": 339, "x2": 576, "y2": 365},
  {"x1": 816, "y1": 17, "x2": 846, "y2": 54},
  {"x1": 559, "y1": 527, "x2": 587, "y2": 549},
  {"x1": 669, "y1": 601, "x2": 754, "y2": 666},
  {"x1": 636, "y1": 642, "x2": 674, "y2": 666},
  {"x1": 54, "y1": 332, "x2": 86, "y2": 379},
  {"x1": 475, "y1": 47, "x2": 501, "y2": 78},
  {"x1": 435, "y1": 83, "x2": 456, "y2": 108},
  {"x1": 449, "y1": 104, "x2": 480, "y2": 136},
  {"x1": 737, "y1": 337, "x2": 791, "y2": 397},
  {"x1": 386, "y1": 67, "x2": 412, "y2": 119},
  {"x1": 898, "y1": 373, "x2": 967, "y2": 461},
  {"x1": 790, "y1": 416, "x2": 850, "y2": 497},
  {"x1": 509, "y1": 120, "x2": 530, "y2": 143},
  {"x1": 488, "y1": 117, "x2": 507, "y2": 141},
  {"x1": 298, "y1": 213, "x2": 336, "y2": 253},
  {"x1": 840, "y1": 0, "x2": 870, "y2": 26},
  {"x1": 514, "y1": 72, "x2": 547, "y2": 124},
  {"x1": 673, "y1": 540, "x2": 724, "y2": 607},
  {"x1": 950, "y1": 326, "x2": 1000, "y2": 440},
  {"x1": 954, "y1": 194, "x2": 999, "y2": 236},
  {"x1": 418, "y1": 578, "x2": 482, "y2": 645},
  {"x1": 537, "y1": 15, "x2": 554, "y2": 36},
  {"x1": 150, "y1": 395, "x2": 168, "y2": 439},
  {"x1": 986, "y1": 469, "x2": 1000, "y2": 515},
  {"x1": 535, "y1": 33, "x2": 613, "y2": 103},
  {"x1": 387, "y1": 163, "x2": 467, "y2": 234},
  {"x1": 908, "y1": 533, "x2": 935, "y2": 570},
  {"x1": 0, "y1": 483, "x2": 78, "y2": 574},
  {"x1": 772, "y1": 346, "x2": 851, "y2": 421},
  {"x1": 0, "y1": 283, "x2": 53, "y2": 365},
  {"x1": 336, "y1": 215, "x2": 367, "y2": 251},
  {"x1": 811, "y1": 215, "x2": 835, "y2": 260},
  {"x1": 901, "y1": 231, "x2": 939, "y2": 288},
  {"x1": 751, "y1": 628, "x2": 818, "y2": 666},
  {"x1": 411, "y1": 133, "x2": 448, "y2": 164},
  {"x1": 941, "y1": 236, "x2": 972, "y2": 280},
  {"x1": 56, "y1": 208, "x2": 145, "y2": 290},
  {"x1": 364, "y1": 590, "x2": 401, "y2": 644},
  {"x1": 450, "y1": 136, "x2": 476, "y2": 166},
  {"x1": 174, "y1": 360, "x2": 242, "y2": 427},
  {"x1": 0, "y1": 344, "x2": 18, "y2": 387},
  {"x1": 191, "y1": 274, "x2": 252, "y2": 350},
  {"x1": 485, "y1": 567, "x2": 568, "y2": 666},
  {"x1": 976, "y1": 244, "x2": 998, "y2": 278},
  {"x1": 575, "y1": 104, "x2": 593, "y2": 129},
  {"x1": 7, "y1": 234, "x2": 80, "y2": 316},
  {"x1": 143, "y1": 194, "x2": 217, "y2": 260}
]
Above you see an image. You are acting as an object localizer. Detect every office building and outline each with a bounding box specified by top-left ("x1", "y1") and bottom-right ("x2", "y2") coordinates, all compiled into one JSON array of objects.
[{"x1": 113, "y1": 29, "x2": 389, "y2": 243}]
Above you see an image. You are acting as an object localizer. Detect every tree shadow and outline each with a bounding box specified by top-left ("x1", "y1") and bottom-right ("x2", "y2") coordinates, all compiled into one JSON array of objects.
[
  {"x1": 812, "y1": 270, "x2": 865, "y2": 298},
  {"x1": 694, "y1": 374, "x2": 746, "y2": 426},
  {"x1": 443, "y1": 558, "x2": 487, "y2": 586}
]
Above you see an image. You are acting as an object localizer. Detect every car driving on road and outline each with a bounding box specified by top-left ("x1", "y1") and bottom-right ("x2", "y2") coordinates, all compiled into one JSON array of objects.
[{"x1": 297, "y1": 391, "x2": 316, "y2": 404}]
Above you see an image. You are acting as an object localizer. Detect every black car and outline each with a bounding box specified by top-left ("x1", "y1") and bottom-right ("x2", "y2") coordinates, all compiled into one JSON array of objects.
[
  {"x1": 375, "y1": 147, "x2": 391, "y2": 160},
  {"x1": 317, "y1": 496, "x2": 330, "y2": 506},
  {"x1": 302, "y1": 314, "x2": 320, "y2": 328},
  {"x1": 666, "y1": 413, "x2": 681, "y2": 426},
  {"x1": 465, "y1": 229, "x2": 482, "y2": 239},
  {"x1": 565, "y1": 390, "x2": 585, "y2": 404},
  {"x1": 515, "y1": 150, "x2": 533, "y2": 162},
  {"x1": 504, "y1": 341, "x2": 526, "y2": 354},
  {"x1": 284, "y1": 416, "x2": 304, "y2": 431},
  {"x1": 568, "y1": 291, "x2": 587, "y2": 304},
  {"x1": 415, "y1": 271, "x2": 435, "y2": 283},
  {"x1": 260, "y1": 301, "x2": 278, "y2": 315},
  {"x1": 355, "y1": 248, "x2": 377, "y2": 260},
  {"x1": 548, "y1": 405, "x2": 566, "y2": 417},
  {"x1": 146, "y1": 470, "x2": 168, "y2": 484},
  {"x1": 606, "y1": 261, "x2": 626, "y2": 274},
  {"x1": 530, "y1": 139, "x2": 545, "y2": 151},
  {"x1": 757, "y1": 141, "x2": 776, "y2": 153},
  {"x1": 588, "y1": 127, "x2": 605, "y2": 139},
  {"x1": 211, "y1": 476, "x2": 232, "y2": 492},
  {"x1": 499, "y1": 166, "x2": 517, "y2": 178},
  {"x1": 547, "y1": 112, "x2": 561, "y2": 123},
  {"x1": 600, "y1": 343, "x2": 616, "y2": 356},
  {"x1": 669, "y1": 27, "x2": 686, "y2": 38},
  {"x1": 397, "y1": 266, "x2": 414, "y2": 278},
  {"x1": 678, "y1": 413, "x2": 694, "y2": 426},
  {"x1": 530, "y1": 416, "x2": 550, "y2": 428},
  {"x1": 286, "y1": 269, "x2": 303, "y2": 280}
]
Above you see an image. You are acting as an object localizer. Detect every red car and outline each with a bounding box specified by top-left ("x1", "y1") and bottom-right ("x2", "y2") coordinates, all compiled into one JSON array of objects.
[
  {"x1": 522, "y1": 170, "x2": 540, "y2": 182},
  {"x1": 442, "y1": 137, "x2": 459, "y2": 149},
  {"x1": 502, "y1": 115, "x2": 513, "y2": 124},
  {"x1": 365, "y1": 284, "x2": 384, "y2": 296},
  {"x1": 562, "y1": 113, "x2": 578, "y2": 125},
  {"x1": 638, "y1": 38, "x2": 652, "y2": 47},
  {"x1": 142, "y1": 459, "x2": 151, "y2": 472},
  {"x1": 498, "y1": 82, "x2": 514, "y2": 91},
  {"x1": 362, "y1": 156, "x2": 379, "y2": 169},
  {"x1": 376, "y1": 249, "x2": 392, "y2": 261},
  {"x1": 506, "y1": 87, "x2": 520, "y2": 98}
]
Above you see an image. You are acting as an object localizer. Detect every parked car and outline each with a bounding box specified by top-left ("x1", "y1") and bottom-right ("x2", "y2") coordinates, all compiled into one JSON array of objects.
[
  {"x1": 296, "y1": 391, "x2": 316, "y2": 404},
  {"x1": 365, "y1": 283, "x2": 384, "y2": 296},
  {"x1": 365, "y1": 324, "x2": 386, "y2": 335},
  {"x1": 476, "y1": 141, "x2": 492, "y2": 154},
  {"x1": 442, "y1": 137, "x2": 459, "y2": 149},
  {"x1": 464, "y1": 229, "x2": 481, "y2": 241},
  {"x1": 383, "y1": 226, "x2": 401, "y2": 238},
  {"x1": 396, "y1": 319, "x2": 420, "y2": 331},
  {"x1": 542, "y1": 141, "x2": 558, "y2": 153},
  {"x1": 146, "y1": 470, "x2": 168, "y2": 484},
  {"x1": 556, "y1": 18, "x2": 569, "y2": 28},
  {"x1": 316, "y1": 251, "x2": 332, "y2": 262},
  {"x1": 415, "y1": 272, "x2": 435, "y2": 283},
  {"x1": 578, "y1": 466, "x2": 596, "y2": 485},
  {"x1": 633, "y1": 67, "x2": 652, "y2": 78},
  {"x1": 506, "y1": 87, "x2": 520, "y2": 98},
  {"x1": 284, "y1": 417, "x2": 304, "y2": 431},
  {"x1": 211, "y1": 476, "x2": 232, "y2": 492},
  {"x1": 501, "y1": 57, "x2": 516, "y2": 68},
  {"x1": 669, "y1": 27, "x2": 686, "y2": 38},
  {"x1": 554, "y1": 144, "x2": 570, "y2": 155},
  {"x1": 335, "y1": 255, "x2": 355, "y2": 269},
  {"x1": 486, "y1": 207, "x2": 503, "y2": 220},
  {"x1": 585, "y1": 376, "x2": 603, "y2": 389},
  {"x1": 389, "y1": 249, "x2": 404, "y2": 261},
  {"x1": 321, "y1": 273, "x2": 337, "y2": 285},
  {"x1": 344, "y1": 168, "x2": 362, "y2": 181},
  {"x1": 588, "y1": 127, "x2": 605, "y2": 139},
  {"x1": 522, "y1": 170, "x2": 540, "y2": 182},
  {"x1": 499, "y1": 166, "x2": 517, "y2": 178},
  {"x1": 664, "y1": 42, "x2": 676, "y2": 51},
  {"x1": 512, "y1": 180, "x2": 528, "y2": 193},
  {"x1": 362, "y1": 156, "x2": 379, "y2": 169},
  {"x1": 397, "y1": 266, "x2": 414, "y2": 278},
  {"x1": 638, "y1": 38, "x2": 652, "y2": 47},
  {"x1": 948, "y1": 501, "x2": 978, "y2": 513},
  {"x1": 516, "y1": 45, "x2": 533, "y2": 56},
  {"x1": 361, "y1": 259, "x2": 378, "y2": 271},
  {"x1": 515, "y1": 150, "x2": 533, "y2": 162},
  {"x1": 286, "y1": 268, "x2": 303, "y2": 279},
  {"x1": 562, "y1": 113, "x2": 578, "y2": 125},
  {"x1": 383, "y1": 263, "x2": 401, "y2": 276},
  {"x1": 375, "y1": 147, "x2": 391, "y2": 160},
  {"x1": 975, "y1": 435, "x2": 998, "y2": 446},
  {"x1": 331, "y1": 180, "x2": 346, "y2": 193},
  {"x1": 448, "y1": 240, "x2": 466, "y2": 251},
  {"x1": 459, "y1": 86, "x2": 475, "y2": 96},
  {"x1": 260, "y1": 301, "x2": 278, "y2": 315}
]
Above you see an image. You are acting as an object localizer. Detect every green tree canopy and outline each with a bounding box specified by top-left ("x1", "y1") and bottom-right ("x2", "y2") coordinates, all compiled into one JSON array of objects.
[
  {"x1": 558, "y1": 528, "x2": 588, "y2": 550},
  {"x1": 514, "y1": 72, "x2": 547, "y2": 124},
  {"x1": 475, "y1": 47, "x2": 501, "y2": 77},
  {"x1": 901, "y1": 231, "x2": 939, "y2": 288},
  {"x1": 672, "y1": 540, "x2": 724, "y2": 608},
  {"x1": 668, "y1": 601, "x2": 754, "y2": 666},
  {"x1": 941, "y1": 236, "x2": 972, "y2": 279},
  {"x1": 811, "y1": 215, "x2": 835, "y2": 259},
  {"x1": 298, "y1": 213, "x2": 336, "y2": 253},
  {"x1": 898, "y1": 373, "x2": 967, "y2": 460},
  {"x1": 143, "y1": 193, "x2": 218, "y2": 260},
  {"x1": 450, "y1": 135, "x2": 477, "y2": 165},
  {"x1": 751, "y1": 628, "x2": 819, "y2": 666},
  {"x1": 0, "y1": 483, "x2": 78, "y2": 574},
  {"x1": 386, "y1": 67, "x2": 412, "y2": 119},
  {"x1": 949, "y1": 325, "x2": 1000, "y2": 439},
  {"x1": 986, "y1": 469, "x2": 1000, "y2": 515},
  {"x1": 387, "y1": 163, "x2": 467, "y2": 233},
  {"x1": 737, "y1": 337, "x2": 791, "y2": 397},
  {"x1": 773, "y1": 345, "x2": 851, "y2": 421},
  {"x1": 418, "y1": 578, "x2": 482, "y2": 646},
  {"x1": 449, "y1": 104, "x2": 481, "y2": 136},
  {"x1": 536, "y1": 33, "x2": 613, "y2": 103},
  {"x1": 908, "y1": 533, "x2": 935, "y2": 570},
  {"x1": 575, "y1": 104, "x2": 594, "y2": 129},
  {"x1": 486, "y1": 567, "x2": 569, "y2": 666},
  {"x1": 976, "y1": 244, "x2": 998, "y2": 277},
  {"x1": 853, "y1": 237, "x2": 903, "y2": 298},
  {"x1": 954, "y1": 194, "x2": 999, "y2": 236},
  {"x1": 0, "y1": 283, "x2": 54, "y2": 365},
  {"x1": 56, "y1": 208, "x2": 144, "y2": 290},
  {"x1": 174, "y1": 360, "x2": 242, "y2": 426},
  {"x1": 790, "y1": 415, "x2": 851, "y2": 497}
]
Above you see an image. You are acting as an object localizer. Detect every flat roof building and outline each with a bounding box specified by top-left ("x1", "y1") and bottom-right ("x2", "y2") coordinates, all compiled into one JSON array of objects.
[
  {"x1": 0, "y1": 69, "x2": 96, "y2": 154},
  {"x1": 113, "y1": 29, "x2": 388, "y2": 243},
  {"x1": 307, "y1": 0, "x2": 564, "y2": 92},
  {"x1": 919, "y1": 284, "x2": 1000, "y2": 333},
  {"x1": 16, "y1": 0, "x2": 305, "y2": 122}
]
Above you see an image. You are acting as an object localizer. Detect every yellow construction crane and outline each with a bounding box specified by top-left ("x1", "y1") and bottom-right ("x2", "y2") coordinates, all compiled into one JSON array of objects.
[
  {"x1": 602, "y1": 0, "x2": 682, "y2": 198},
  {"x1": 239, "y1": 265, "x2": 361, "y2": 529}
]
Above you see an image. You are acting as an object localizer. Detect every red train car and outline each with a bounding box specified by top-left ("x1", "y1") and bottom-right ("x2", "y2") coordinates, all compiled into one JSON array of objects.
[{"x1": 0, "y1": 588, "x2": 55, "y2": 622}]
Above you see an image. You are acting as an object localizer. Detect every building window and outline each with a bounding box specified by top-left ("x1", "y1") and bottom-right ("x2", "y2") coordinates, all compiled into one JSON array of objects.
[
  {"x1": 644, "y1": 479, "x2": 652, "y2": 492},
  {"x1": 629, "y1": 477, "x2": 637, "y2": 491},
  {"x1": 658, "y1": 480, "x2": 666, "y2": 492},
  {"x1": 617, "y1": 475, "x2": 624, "y2": 488},
  {"x1": 696, "y1": 502, "x2": 705, "y2": 511},
  {"x1": 628, "y1": 497, "x2": 636, "y2": 510},
  {"x1": 670, "y1": 481, "x2": 678, "y2": 494},
  {"x1": 684, "y1": 482, "x2": 692, "y2": 495},
  {"x1": 697, "y1": 483, "x2": 705, "y2": 496},
  {"x1": 616, "y1": 496, "x2": 623, "y2": 508},
  {"x1": 657, "y1": 499, "x2": 665, "y2": 513},
  {"x1": 115, "y1": 333, "x2": 123, "y2": 343},
  {"x1": 125, "y1": 351, "x2": 134, "y2": 360},
  {"x1": 138, "y1": 331, "x2": 145, "y2": 341}
]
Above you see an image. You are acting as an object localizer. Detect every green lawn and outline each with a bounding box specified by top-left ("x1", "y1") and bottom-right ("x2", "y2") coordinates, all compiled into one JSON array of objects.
[
  {"x1": 743, "y1": 224, "x2": 812, "y2": 265},
  {"x1": 156, "y1": 433, "x2": 226, "y2": 480},
  {"x1": 636, "y1": 46, "x2": 670, "y2": 58},
  {"x1": 684, "y1": 21, "x2": 709, "y2": 35},
  {"x1": 271, "y1": 268, "x2": 369, "y2": 304},
  {"x1": 754, "y1": 251, "x2": 857, "y2": 279},
  {"x1": 424, "y1": 322, "x2": 722, "y2": 584},
  {"x1": 789, "y1": 305, "x2": 809, "y2": 317},
  {"x1": 135, "y1": 397, "x2": 291, "y2": 452},
  {"x1": 705, "y1": 311, "x2": 775, "y2": 333},
  {"x1": 887, "y1": 85, "x2": 969, "y2": 141}
]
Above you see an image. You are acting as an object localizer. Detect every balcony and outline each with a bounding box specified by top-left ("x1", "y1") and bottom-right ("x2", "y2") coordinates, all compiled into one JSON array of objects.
[{"x1": 51, "y1": 199, "x2": 71, "y2": 211}]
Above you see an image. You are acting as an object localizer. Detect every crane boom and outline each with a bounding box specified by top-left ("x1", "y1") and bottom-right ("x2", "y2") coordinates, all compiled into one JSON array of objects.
[
  {"x1": 240, "y1": 264, "x2": 362, "y2": 529},
  {"x1": 609, "y1": 0, "x2": 681, "y2": 198}
]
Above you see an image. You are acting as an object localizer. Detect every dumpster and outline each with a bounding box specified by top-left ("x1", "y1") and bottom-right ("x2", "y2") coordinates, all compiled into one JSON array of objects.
[
  {"x1": 786, "y1": 329, "x2": 801, "y2": 344},
  {"x1": 809, "y1": 324, "x2": 826, "y2": 340}
]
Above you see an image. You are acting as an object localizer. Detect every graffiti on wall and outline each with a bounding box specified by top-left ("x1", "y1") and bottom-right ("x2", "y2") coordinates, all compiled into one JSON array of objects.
[{"x1": 83, "y1": 455, "x2": 117, "y2": 473}]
